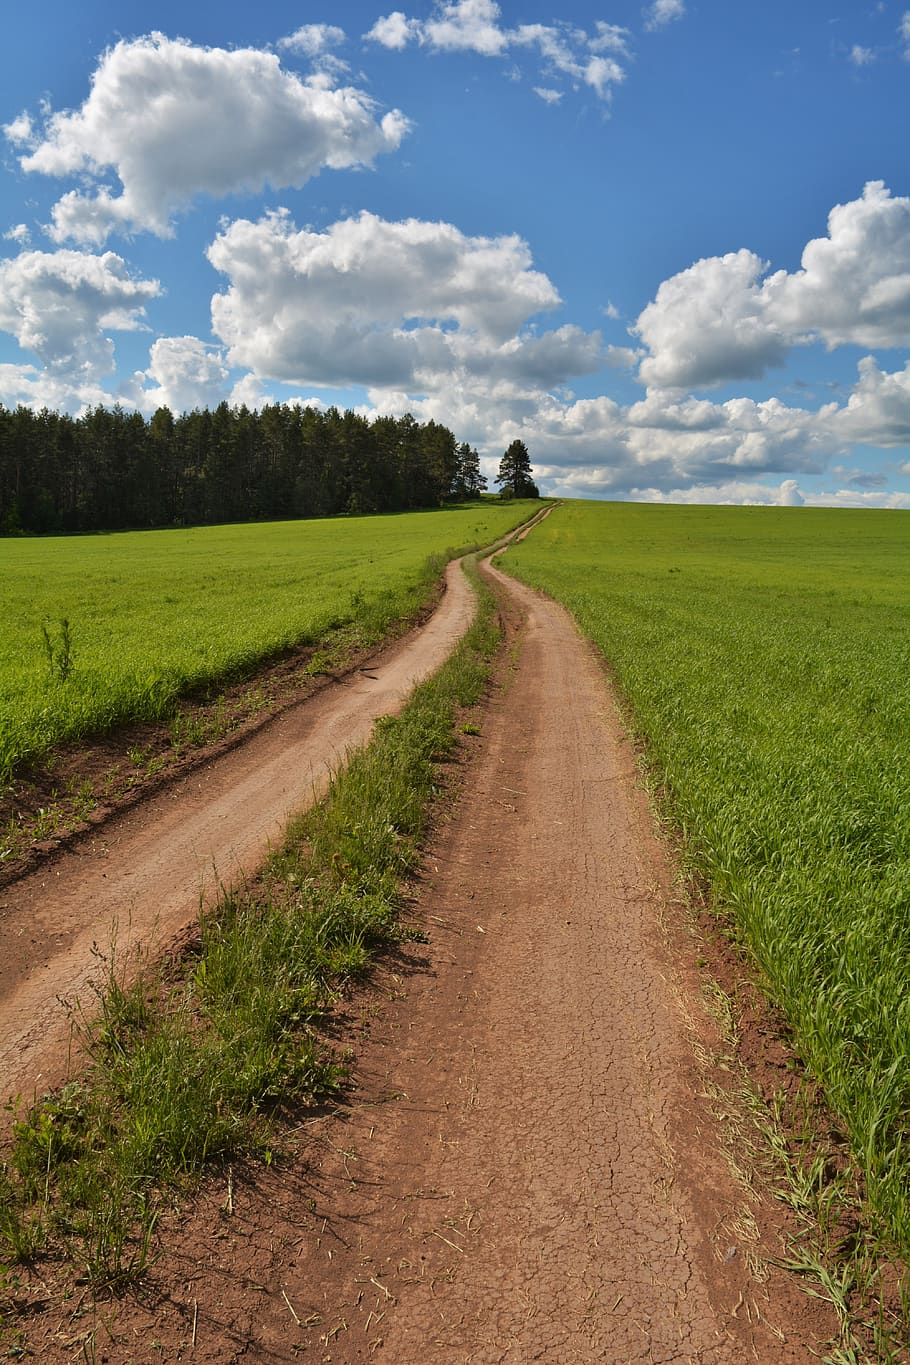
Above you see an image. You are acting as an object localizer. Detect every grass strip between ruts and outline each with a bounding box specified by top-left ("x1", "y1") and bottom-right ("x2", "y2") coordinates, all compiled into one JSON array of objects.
[{"x1": 0, "y1": 553, "x2": 500, "y2": 1297}]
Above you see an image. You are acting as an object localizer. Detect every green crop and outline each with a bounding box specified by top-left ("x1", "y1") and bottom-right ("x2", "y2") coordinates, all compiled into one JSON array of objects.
[
  {"x1": 0, "y1": 502, "x2": 536, "y2": 781},
  {"x1": 504, "y1": 500, "x2": 910, "y2": 1258}
]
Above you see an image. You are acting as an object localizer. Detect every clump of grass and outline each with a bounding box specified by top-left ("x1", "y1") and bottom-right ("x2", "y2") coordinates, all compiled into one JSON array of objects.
[
  {"x1": 40, "y1": 617, "x2": 74, "y2": 682},
  {"x1": 0, "y1": 556, "x2": 500, "y2": 1293}
]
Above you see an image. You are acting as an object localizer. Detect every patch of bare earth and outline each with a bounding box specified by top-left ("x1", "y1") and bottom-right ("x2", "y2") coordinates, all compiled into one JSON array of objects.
[{"x1": 9, "y1": 551, "x2": 843, "y2": 1363}]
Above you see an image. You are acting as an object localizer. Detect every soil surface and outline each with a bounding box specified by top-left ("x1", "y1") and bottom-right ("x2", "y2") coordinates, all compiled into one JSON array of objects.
[
  {"x1": 0, "y1": 557, "x2": 477, "y2": 1103},
  {"x1": 4, "y1": 543, "x2": 840, "y2": 1362}
]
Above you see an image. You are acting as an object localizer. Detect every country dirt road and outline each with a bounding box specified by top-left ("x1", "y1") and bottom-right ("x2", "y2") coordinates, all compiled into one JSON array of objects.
[
  {"x1": 237, "y1": 552, "x2": 826, "y2": 1363},
  {"x1": 0, "y1": 556, "x2": 479, "y2": 1102},
  {"x1": 20, "y1": 544, "x2": 834, "y2": 1362}
]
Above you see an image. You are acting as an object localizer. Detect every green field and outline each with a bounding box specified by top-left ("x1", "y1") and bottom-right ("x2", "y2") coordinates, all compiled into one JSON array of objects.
[
  {"x1": 0, "y1": 502, "x2": 535, "y2": 783},
  {"x1": 504, "y1": 500, "x2": 910, "y2": 1257}
]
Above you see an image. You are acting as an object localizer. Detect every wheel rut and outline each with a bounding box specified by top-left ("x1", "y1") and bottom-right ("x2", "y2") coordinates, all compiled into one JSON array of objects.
[
  {"x1": 240, "y1": 552, "x2": 827, "y2": 1363},
  {"x1": 0, "y1": 557, "x2": 477, "y2": 1101}
]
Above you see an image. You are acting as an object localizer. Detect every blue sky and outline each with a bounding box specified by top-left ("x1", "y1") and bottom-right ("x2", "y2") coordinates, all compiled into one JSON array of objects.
[{"x1": 2, "y1": 0, "x2": 909, "y2": 505}]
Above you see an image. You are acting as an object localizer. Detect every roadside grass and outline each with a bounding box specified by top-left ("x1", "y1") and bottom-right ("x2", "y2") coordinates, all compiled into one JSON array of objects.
[
  {"x1": 502, "y1": 500, "x2": 910, "y2": 1347},
  {"x1": 0, "y1": 555, "x2": 500, "y2": 1298},
  {"x1": 0, "y1": 502, "x2": 534, "y2": 785}
]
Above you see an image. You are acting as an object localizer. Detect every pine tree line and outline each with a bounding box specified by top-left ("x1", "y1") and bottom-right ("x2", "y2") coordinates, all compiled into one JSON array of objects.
[{"x1": 0, "y1": 402, "x2": 489, "y2": 536}]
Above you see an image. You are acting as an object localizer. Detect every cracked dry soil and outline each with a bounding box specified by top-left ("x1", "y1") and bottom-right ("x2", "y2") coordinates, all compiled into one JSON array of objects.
[{"x1": 5, "y1": 550, "x2": 835, "y2": 1363}]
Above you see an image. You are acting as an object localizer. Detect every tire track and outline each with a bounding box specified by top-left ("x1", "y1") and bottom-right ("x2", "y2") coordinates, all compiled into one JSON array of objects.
[{"x1": 0, "y1": 556, "x2": 480, "y2": 1101}]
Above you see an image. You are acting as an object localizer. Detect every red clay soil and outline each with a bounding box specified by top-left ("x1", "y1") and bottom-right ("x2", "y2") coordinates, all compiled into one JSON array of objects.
[{"x1": 6, "y1": 546, "x2": 841, "y2": 1362}]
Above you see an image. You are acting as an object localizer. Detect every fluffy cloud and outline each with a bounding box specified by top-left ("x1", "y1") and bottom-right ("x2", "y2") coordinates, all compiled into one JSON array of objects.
[
  {"x1": 12, "y1": 34, "x2": 409, "y2": 244},
  {"x1": 502, "y1": 390, "x2": 843, "y2": 487},
  {"x1": 139, "y1": 336, "x2": 231, "y2": 414},
  {"x1": 0, "y1": 362, "x2": 115, "y2": 414},
  {"x1": 359, "y1": 371, "x2": 853, "y2": 503},
  {"x1": 279, "y1": 24, "x2": 346, "y2": 57},
  {"x1": 901, "y1": 12, "x2": 910, "y2": 58},
  {"x1": 850, "y1": 45, "x2": 875, "y2": 66},
  {"x1": 207, "y1": 209, "x2": 587, "y2": 389},
  {"x1": 0, "y1": 248, "x2": 160, "y2": 383},
  {"x1": 366, "y1": 1, "x2": 627, "y2": 100},
  {"x1": 643, "y1": 1, "x2": 686, "y2": 32},
  {"x1": 3, "y1": 113, "x2": 34, "y2": 147},
  {"x1": 835, "y1": 355, "x2": 910, "y2": 447},
  {"x1": 202, "y1": 202, "x2": 909, "y2": 501},
  {"x1": 634, "y1": 182, "x2": 910, "y2": 388},
  {"x1": 636, "y1": 249, "x2": 788, "y2": 389},
  {"x1": 424, "y1": 0, "x2": 509, "y2": 55},
  {"x1": 365, "y1": 11, "x2": 421, "y2": 49},
  {"x1": 767, "y1": 182, "x2": 910, "y2": 348}
]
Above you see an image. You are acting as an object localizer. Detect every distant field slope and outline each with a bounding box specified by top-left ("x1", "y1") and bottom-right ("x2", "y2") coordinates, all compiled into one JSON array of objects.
[
  {"x1": 0, "y1": 502, "x2": 535, "y2": 781},
  {"x1": 504, "y1": 500, "x2": 910, "y2": 1256}
]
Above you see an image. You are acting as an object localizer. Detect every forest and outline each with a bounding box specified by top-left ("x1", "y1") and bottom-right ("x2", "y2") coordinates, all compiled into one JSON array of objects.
[{"x1": 0, "y1": 402, "x2": 488, "y2": 535}]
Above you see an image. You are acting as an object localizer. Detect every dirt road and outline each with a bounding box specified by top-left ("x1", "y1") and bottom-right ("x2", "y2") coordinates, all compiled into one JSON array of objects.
[
  {"x1": 22, "y1": 546, "x2": 833, "y2": 1363},
  {"x1": 0, "y1": 557, "x2": 478, "y2": 1101},
  {"x1": 4, "y1": 530, "x2": 834, "y2": 1362},
  {"x1": 235, "y1": 552, "x2": 823, "y2": 1363}
]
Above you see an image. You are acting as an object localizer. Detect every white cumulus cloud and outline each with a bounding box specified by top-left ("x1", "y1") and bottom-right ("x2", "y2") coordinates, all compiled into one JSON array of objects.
[
  {"x1": 0, "y1": 362, "x2": 117, "y2": 414},
  {"x1": 3, "y1": 113, "x2": 36, "y2": 147},
  {"x1": 424, "y1": 0, "x2": 509, "y2": 55},
  {"x1": 835, "y1": 355, "x2": 910, "y2": 447},
  {"x1": 12, "y1": 33, "x2": 410, "y2": 244},
  {"x1": 200, "y1": 200, "x2": 908, "y2": 502},
  {"x1": 366, "y1": 1, "x2": 628, "y2": 100},
  {"x1": 207, "y1": 209, "x2": 581, "y2": 389},
  {"x1": 140, "y1": 335, "x2": 231, "y2": 414},
  {"x1": 365, "y1": 11, "x2": 422, "y2": 49},
  {"x1": 636, "y1": 249, "x2": 789, "y2": 389},
  {"x1": 0, "y1": 248, "x2": 160, "y2": 383},
  {"x1": 634, "y1": 182, "x2": 910, "y2": 389}
]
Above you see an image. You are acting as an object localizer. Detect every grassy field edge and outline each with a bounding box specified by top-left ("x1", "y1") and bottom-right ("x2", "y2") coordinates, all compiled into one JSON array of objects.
[
  {"x1": 498, "y1": 501, "x2": 910, "y2": 1361},
  {"x1": 0, "y1": 551, "x2": 501, "y2": 1319},
  {"x1": 1, "y1": 507, "x2": 546, "y2": 874},
  {"x1": 0, "y1": 501, "x2": 542, "y2": 789}
]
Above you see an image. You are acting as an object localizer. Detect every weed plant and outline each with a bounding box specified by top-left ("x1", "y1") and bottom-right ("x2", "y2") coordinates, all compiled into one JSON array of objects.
[
  {"x1": 503, "y1": 502, "x2": 910, "y2": 1268},
  {"x1": 0, "y1": 502, "x2": 533, "y2": 783},
  {"x1": 0, "y1": 557, "x2": 500, "y2": 1292}
]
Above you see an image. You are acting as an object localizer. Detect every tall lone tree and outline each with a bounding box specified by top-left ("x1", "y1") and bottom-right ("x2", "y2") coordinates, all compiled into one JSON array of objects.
[{"x1": 495, "y1": 439, "x2": 538, "y2": 499}]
